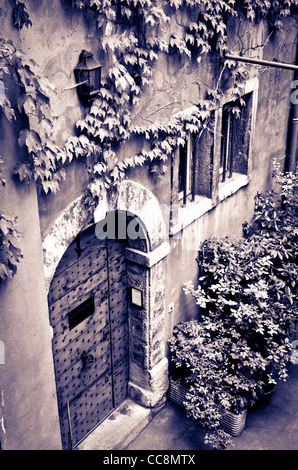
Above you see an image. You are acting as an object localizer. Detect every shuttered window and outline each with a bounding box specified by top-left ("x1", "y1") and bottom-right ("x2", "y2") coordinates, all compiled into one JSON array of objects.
[{"x1": 220, "y1": 91, "x2": 253, "y2": 182}]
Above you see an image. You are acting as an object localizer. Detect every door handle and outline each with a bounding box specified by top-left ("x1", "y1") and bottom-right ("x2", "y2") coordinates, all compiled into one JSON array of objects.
[{"x1": 80, "y1": 350, "x2": 95, "y2": 368}]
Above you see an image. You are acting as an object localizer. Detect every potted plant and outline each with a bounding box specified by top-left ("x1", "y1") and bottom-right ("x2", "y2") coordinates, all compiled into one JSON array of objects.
[
  {"x1": 169, "y1": 165, "x2": 297, "y2": 448},
  {"x1": 170, "y1": 320, "x2": 253, "y2": 449},
  {"x1": 182, "y1": 234, "x2": 293, "y2": 402}
]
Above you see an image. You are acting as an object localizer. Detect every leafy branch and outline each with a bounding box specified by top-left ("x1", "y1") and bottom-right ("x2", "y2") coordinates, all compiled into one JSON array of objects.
[
  {"x1": 0, "y1": 0, "x2": 297, "y2": 283},
  {"x1": 0, "y1": 214, "x2": 22, "y2": 282},
  {"x1": 2, "y1": 1, "x2": 296, "y2": 198},
  {"x1": 0, "y1": 38, "x2": 69, "y2": 193},
  {"x1": 70, "y1": 0, "x2": 297, "y2": 203}
]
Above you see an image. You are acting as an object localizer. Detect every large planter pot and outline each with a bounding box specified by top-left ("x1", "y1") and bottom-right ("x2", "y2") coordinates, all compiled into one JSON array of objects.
[
  {"x1": 252, "y1": 383, "x2": 276, "y2": 409},
  {"x1": 169, "y1": 378, "x2": 190, "y2": 406},
  {"x1": 218, "y1": 408, "x2": 247, "y2": 436},
  {"x1": 169, "y1": 379, "x2": 247, "y2": 437}
]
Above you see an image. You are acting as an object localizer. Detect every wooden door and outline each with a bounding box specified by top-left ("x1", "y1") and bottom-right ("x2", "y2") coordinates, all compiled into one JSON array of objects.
[{"x1": 48, "y1": 225, "x2": 129, "y2": 449}]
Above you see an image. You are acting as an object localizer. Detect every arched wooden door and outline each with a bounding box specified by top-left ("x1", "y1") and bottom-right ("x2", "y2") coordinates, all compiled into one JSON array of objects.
[{"x1": 48, "y1": 222, "x2": 129, "y2": 449}]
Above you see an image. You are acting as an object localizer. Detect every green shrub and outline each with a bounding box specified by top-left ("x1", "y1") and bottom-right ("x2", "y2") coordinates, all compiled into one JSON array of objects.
[{"x1": 170, "y1": 165, "x2": 297, "y2": 448}]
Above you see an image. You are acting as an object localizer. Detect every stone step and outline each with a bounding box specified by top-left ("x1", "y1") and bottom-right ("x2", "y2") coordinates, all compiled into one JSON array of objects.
[{"x1": 76, "y1": 398, "x2": 152, "y2": 450}]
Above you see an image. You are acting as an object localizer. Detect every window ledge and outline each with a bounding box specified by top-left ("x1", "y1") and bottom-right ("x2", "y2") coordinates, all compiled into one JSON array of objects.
[
  {"x1": 218, "y1": 173, "x2": 250, "y2": 202},
  {"x1": 170, "y1": 195, "x2": 212, "y2": 236},
  {"x1": 170, "y1": 174, "x2": 250, "y2": 237}
]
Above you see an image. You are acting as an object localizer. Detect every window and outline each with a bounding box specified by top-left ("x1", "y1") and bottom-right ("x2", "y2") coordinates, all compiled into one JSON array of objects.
[
  {"x1": 220, "y1": 104, "x2": 232, "y2": 181},
  {"x1": 178, "y1": 131, "x2": 194, "y2": 204},
  {"x1": 177, "y1": 114, "x2": 215, "y2": 205},
  {"x1": 220, "y1": 91, "x2": 253, "y2": 183},
  {"x1": 170, "y1": 119, "x2": 214, "y2": 234},
  {"x1": 170, "y1": 79, "x2": 258, "y2": 236}
]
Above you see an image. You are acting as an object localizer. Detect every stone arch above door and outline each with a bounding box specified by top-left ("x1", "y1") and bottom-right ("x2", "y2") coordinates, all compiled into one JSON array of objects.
[
  {"x1": 94, "y1": 180, "x2": 167, "y2": 252},
  {"x1": 42, "y1": 179, "x2": 167, "y2": 290},
  {"x1": 42, "y1": 179, "x2": 170, "y2": 422}
]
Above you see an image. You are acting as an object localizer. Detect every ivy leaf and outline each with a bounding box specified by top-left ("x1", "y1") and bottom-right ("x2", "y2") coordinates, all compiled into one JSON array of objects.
[
  {"x1": 96, "y1": 14, "x2": 105, "y2": 29},
  {"x1": 94, "y1": 162, "x2": 107, "y2": 175},
  {"x1": 78, "y1": 135, "x2": 90, "y2": 149},
  {"x1": 13, "y1": 1, "x2": 32, "y2": 30},
  {"x1": 0, "y1": 156, "x2": 5, "y2": 186},
  {"x1": 0, "y1": 263, "x2": 11, "y2": 281},
  {"x1": 0, "y1": 80, "x2": 5, "y2": 105},
  {"x1": 38, "y1": 76, "x2": 56, "y2": 95},
  {"x1": 115, "y1": 74, "x2": 128, "y2": 91},
  {"x1": 95, "y1": 128, "x2": 109, "y2": 141},
  {"x1": 145, "y1": 15, "x2": 156, "y2": 26},
  {"x1": 121, "y1": 6, "x2": 132, "y2": 19},
  {"x1": 40, "y1": 179, "x2": 60, "y2": 194},
  {"x1": 8, "y1": 243, "x2": 22, "y2": 260},
  {"x1": 169, "y1": 0, "x2": 183, "y2": 9},
  {"x1": 246, "y1": 8, "x2": 256, "y2": 21},
  {"x1": 1, "y1": 97, "x2": 16, "y2": 122},
  {"x1": 149, "y1": 50, "x2": 158, "y2": 61},
  {"x1": 22, "y1": 95, "x2": 36, "y2": 115},
  {"x1": 18, "y1": 129, "x2": 42, "y2": 153},
  {"x1": 12, "y1": 161, "x2": 33, "y2": 183},
  {"x1": 0, "y1": 214, "x2": 22, "y2": 282},
  {"x1": 0, "y1": 217, "x2": 10, "y2": 236}
]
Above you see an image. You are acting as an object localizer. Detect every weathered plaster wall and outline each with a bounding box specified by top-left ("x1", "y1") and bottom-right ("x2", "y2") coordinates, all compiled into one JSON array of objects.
[
  {"x1": 1, "y1": 2, "x2": 296, "y2": 242},
  {"x1": 1, "y1": 0, "x2": 99, "y2": 144},
  {"x1": 162, "y1": 17, "x2": 298, "y2": 347},
  {"x1": 164, "y1": 185, "x2": 253, "y2": 344},
  {"x1": 0, "y1": 115, "x2": 61, "y2": 449},
  {"x1": 163, "y1": 63, "x2": 297, "y2": 354},
  {"x1": 1, "y1": 0, "x2": 103, "y2": 240},
  {"x1": 35, "y1": 7, "x2": 297, "y2": 369},
  {"x1": 0, "y1": 1, "x2": 297, "y2": 448}
]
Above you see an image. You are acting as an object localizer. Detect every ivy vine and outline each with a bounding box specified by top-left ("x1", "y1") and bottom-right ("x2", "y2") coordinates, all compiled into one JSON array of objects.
[
  {"x1": 2, "y1": 0, "x2": 296, "y2": 196},
  {"x1": 0, "y1": 0, "x2": 297, "y2": 281},
  {"x1": 68, "y1": 0, "x2": 297, "y2": 203}
]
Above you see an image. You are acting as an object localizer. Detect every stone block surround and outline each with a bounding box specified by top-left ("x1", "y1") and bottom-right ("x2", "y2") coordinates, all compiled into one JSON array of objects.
[
  {"x1": 42, "y1": 179, "x2": 171, "y2": 441},
  {"x1": 126, "y1": 243, "x2": 170, "y2": 408}
]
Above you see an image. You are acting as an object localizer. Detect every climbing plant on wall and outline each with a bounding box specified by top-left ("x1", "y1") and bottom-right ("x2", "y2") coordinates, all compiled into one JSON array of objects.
[
  {"x1": 0, "y1": 155, "x2": 23, "y2": 282},
  {"x1": 0, "y1": 38, "x2": 68, "y2": 193},
  {"x1": 0, "y1": 0, "x2": 297, "y2": 281},
  {"x1": 1, "y1": 0, "x2": 296, "y2": 194},
  {"x1": 0, "y1": 213, "x2": 22, "y2": 282},
  {"x1": 67, "y1": 0, "x2": 297, "y2": 203}
]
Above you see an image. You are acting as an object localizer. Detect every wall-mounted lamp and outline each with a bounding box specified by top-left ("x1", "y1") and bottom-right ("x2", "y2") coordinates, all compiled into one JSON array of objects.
[{"x1": 74, "y1": 50, "x2": 102, "y2": 103}]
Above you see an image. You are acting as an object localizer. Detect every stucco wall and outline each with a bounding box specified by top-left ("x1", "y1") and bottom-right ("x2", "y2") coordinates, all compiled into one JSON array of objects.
[
  {"x1": 162, "y1": 19, "x2": 297, "y2": 347},
  {"x1": 0, "y1": 115, "x2": 61, "y2": 449},
  {"x1": 164, "y1": 45, "x2": 297, "y2": 347},
  {"x1": 0, "y1": 1, "x2": 291, "y2": 244},
  {"x1": 0, "y1": 0, "x2": 297, "y2": 449}
]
